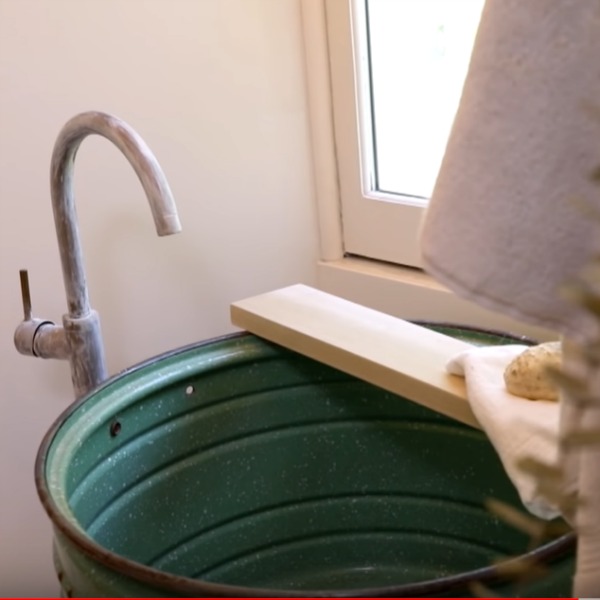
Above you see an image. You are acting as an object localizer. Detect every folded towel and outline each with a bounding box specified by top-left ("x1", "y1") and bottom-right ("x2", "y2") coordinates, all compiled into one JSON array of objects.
[{"x1": 447, "y1": 344, "x2": 561, "y2": 520}]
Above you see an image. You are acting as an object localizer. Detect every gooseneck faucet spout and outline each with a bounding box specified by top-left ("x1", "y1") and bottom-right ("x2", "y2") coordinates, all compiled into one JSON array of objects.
[
  {"x1": 14, "y1": 111, "x2": 182, "y2": 398},
  {"x1": 52, "y1": 112, "x2": 181, "y2": 319}
]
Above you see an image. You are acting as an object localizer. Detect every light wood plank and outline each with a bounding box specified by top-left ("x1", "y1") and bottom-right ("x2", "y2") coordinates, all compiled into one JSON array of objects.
[{"x1": 231, "y1": 284, "x2": 479, "y2": 428}]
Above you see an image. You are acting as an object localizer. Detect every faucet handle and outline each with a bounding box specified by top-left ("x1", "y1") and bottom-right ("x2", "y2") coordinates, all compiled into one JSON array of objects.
[
  {"x1": 15, "y1": 268, "x2": 49, "y2": 357},
  {"x1": 19, "y1": 269, "x2": 33, "y2": 320},
  {"x1": 15, "y1": 269, "x2": 69, "y2": 360}
]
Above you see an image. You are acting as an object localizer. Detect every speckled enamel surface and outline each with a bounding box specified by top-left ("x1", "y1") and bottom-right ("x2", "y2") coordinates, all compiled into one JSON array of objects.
[{"x1": 38, "y1": 329, "x2": 575, "y2": 597}]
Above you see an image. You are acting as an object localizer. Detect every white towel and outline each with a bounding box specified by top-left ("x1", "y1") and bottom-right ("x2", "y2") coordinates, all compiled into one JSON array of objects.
[
  {"x1": 447, "y1": 344, "x2": 561, "y2": 520},
  {"x1": 420, "y1": 0, "x2": 600, "y2": 339}
]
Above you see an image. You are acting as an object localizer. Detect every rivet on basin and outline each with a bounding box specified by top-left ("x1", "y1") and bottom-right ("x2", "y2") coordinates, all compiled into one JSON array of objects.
[{"x1": 109, "y1": 421, "x2": 122, "y2": 437}]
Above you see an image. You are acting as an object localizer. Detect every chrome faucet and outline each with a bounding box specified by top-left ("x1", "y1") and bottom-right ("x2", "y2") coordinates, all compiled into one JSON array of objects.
[{"x1": 14, "y1": 111, "x2": 182, "y2": 398}]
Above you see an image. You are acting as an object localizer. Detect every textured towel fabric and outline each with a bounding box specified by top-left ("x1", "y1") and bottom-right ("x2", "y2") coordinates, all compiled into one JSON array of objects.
[
  {"x1": 419, "y1": 0, "x2": 600, "y2": 592},
  {"x1": 420, "y1": 0, "x2": 600, "y2": 340},
  {"x1": 447, "y1": 345, "x2": 561, "y2": 520}
]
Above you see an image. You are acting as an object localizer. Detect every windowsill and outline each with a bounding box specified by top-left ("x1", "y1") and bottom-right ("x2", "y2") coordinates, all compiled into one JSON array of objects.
[{"x1": 317, "y1": 256, "x2": 556, "y2": 342}]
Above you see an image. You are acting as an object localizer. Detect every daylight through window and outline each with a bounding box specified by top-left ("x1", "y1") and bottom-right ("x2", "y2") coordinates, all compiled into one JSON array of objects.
[{"x1": 363, "y1": 0, "x2": 484, "y2": 201}]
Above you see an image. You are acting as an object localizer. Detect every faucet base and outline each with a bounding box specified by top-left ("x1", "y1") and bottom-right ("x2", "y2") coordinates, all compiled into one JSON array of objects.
[{"x1": 63, "y1": 310, "x2": 108, "y2": 398}]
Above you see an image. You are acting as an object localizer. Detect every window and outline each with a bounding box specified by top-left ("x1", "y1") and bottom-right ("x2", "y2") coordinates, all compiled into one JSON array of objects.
[
  {"x1": 302, "y1": 0, "x2": 555, "y2": 341},
  {"x1": 326, "y1": 0, "x2": 483, "y2": 267}
]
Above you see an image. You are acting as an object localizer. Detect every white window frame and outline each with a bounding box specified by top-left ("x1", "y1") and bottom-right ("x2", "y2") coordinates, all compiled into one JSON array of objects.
[
  {"x1": 326, "y1": 0, "x2": 426, "y2": 268},
  {"x1": 301, "y1": 0, "x2": 556, "y2": 342}
]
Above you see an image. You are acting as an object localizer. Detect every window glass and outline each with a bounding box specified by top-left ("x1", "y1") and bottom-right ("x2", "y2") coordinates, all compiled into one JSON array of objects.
[{"x1": 365, "y1": 0, "x2": 484, "y2": 200}]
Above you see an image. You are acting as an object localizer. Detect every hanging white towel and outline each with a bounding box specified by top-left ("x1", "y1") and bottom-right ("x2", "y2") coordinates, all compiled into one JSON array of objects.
[{"x1": 420, "y1": 0, "x2": 600, "y2": 339}]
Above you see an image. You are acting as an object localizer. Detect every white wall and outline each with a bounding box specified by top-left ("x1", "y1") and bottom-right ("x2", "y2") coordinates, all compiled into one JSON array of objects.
[{"x1": 0, "y1": 0, "x2": 318, "y2": 595}]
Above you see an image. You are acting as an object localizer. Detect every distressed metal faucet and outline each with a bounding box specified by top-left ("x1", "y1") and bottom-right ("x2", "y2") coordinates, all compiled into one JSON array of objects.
[{"x1": 14, "y1": 111, "x2": 182, "y2": 398}]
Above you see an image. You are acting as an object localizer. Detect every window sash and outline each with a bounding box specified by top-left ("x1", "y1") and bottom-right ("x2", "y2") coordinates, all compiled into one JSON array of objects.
[{"x1": 326, "y1": 0, "x2": 426, "y2": 268}]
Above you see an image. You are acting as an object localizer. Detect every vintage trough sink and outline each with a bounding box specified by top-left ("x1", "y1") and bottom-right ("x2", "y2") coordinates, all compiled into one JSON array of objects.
[{"x1": 36, "y1": 326, "x2": 575, "y2": 597}]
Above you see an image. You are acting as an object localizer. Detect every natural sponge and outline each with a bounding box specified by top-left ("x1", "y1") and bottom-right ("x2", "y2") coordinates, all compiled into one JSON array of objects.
[{"x1": 504, "y1": 341, "x2": 561, "y2": 401}]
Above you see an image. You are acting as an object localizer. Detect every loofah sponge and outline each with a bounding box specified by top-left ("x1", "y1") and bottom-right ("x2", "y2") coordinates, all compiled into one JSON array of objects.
[{"x1": 503, "y1": 341, "x2": 561, "y2": 401}]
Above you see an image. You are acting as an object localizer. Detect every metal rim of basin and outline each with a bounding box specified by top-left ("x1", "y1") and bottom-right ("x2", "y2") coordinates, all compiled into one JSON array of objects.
[{"x1": 35, "y1": 328, "x2": 576, "y2": 598}]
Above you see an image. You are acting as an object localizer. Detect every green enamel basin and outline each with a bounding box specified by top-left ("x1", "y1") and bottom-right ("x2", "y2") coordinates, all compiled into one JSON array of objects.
[{"x1": 36, "y1": 326, "x2": 575, "y2": 597}]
